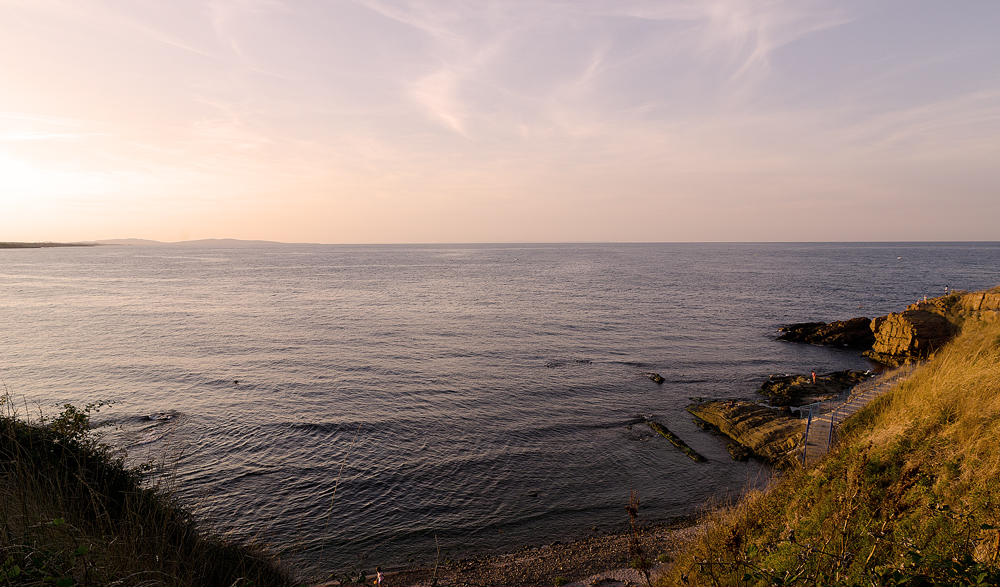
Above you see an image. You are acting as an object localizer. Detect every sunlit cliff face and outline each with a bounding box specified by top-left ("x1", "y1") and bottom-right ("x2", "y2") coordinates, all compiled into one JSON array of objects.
[{"x1": 2, "y1": 1, "x2": 999, "y2": 244}]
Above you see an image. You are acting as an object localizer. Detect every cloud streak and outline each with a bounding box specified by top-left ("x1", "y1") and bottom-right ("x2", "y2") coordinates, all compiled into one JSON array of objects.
[{"x1": 0, "y1": 0, "x2": 997, "y2": 242}]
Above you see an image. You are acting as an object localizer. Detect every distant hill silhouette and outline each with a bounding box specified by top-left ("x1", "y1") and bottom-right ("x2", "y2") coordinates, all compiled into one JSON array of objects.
[{"x1": 96, "y1": 238, "x2": 300, "y2": 247}]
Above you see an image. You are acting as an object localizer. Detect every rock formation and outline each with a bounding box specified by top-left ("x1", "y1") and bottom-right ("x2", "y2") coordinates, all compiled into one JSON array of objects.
[
  {"x1": 777, "y1": 317, "x2": 875, "y2": 348},
  {"x1": 647, "y1": 421, "x2": 707, "y2": 462},
  {"x1": 687, "y1": 401, "x2": 805, "y2": 469},
  {"x1": 758, "y1": 370, "x2": 872, "y2": 407},
  {"x1": 863, "y1": 310, "x2": 958, "y2": 366},
  {"x1": 954, "y1": 288, "x2": 1000, "y2": 314},
  {"x1": 778, "y1": 286, "x2": 1000, "y2": 366},
  {"x1": 862, "y1": 287, "x2": 1000, "y2": 366}
]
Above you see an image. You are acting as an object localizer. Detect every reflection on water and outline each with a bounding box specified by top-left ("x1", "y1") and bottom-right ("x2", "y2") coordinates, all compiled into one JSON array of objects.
[{"x1": 2, "y1": 242, "x2": 997, "y2": 578}]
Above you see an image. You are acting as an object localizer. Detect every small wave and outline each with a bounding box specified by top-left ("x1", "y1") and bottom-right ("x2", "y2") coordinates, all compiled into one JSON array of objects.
[
  {"x1": 130, "y1": 429, "x2": 168, "y2": 446},
  {"x1": 615, "y1": 361, "x2": 647, "y2": 368},
  {"x1": 544, "y1": 358, "x2": 594, "y2": 368}
]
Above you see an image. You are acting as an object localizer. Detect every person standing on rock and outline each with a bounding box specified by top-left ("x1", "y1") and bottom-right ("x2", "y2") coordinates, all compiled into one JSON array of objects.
[
  {"x1": 811, "y1": 371, "x2": 816, "y2": 384},
  {"x1": 374, "y1": 566, "x2": 385, "y2": 586}
]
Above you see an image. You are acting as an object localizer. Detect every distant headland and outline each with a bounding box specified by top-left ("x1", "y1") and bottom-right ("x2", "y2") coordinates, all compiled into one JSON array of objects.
[
  {"x1": 96, "y1": 238, "x2": 290, "y2": 247},
  {"x1": 1, "y1": 238, "x2": 294, "y2": 249},
  {"x1": 0, "y1": 241, "x2": 98, "y2": 249}
]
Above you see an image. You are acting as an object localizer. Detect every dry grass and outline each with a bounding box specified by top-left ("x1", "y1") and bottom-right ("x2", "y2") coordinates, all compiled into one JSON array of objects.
[
  {"x1": 0, "y1": 395, "x2": 298, "y2": 587},
  {"x1": 660, "y1": 316, "x2": 1000, "y2": 586}
]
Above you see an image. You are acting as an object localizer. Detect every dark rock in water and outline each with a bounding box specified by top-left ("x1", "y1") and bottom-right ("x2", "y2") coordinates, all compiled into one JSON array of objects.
[
  {"x1": 648, "y1": 373, "x2": 664, "y2": 384},
  {"x1": 727, "y1": 443, "x2": 751, "y2": 461},
  {"x1": 777, "y1": 317, "x2": 875, "y2": 348},
  {"x1": 778, "y1": 321, "x2": 825, "y2": 335},
  {"x1": 758, "y1": 369, "x2": 872, "y2": 407},
  {"x1": 647, "y1": 421, "x2": 707, "y2": 462},
  {"x1": 688, "y1": 401, "x2": 805, "y2": 469},
  {"x1": 692, "y1": 418, "x2": 713, "y2": 430}
]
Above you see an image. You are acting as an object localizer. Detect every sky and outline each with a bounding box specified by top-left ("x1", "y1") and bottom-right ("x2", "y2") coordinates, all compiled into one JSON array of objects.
[{"x1": 1, "y1": 0, "x2": 999, "y2": 244}]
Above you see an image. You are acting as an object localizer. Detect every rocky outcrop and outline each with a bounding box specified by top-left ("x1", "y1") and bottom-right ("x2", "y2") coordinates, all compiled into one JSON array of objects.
[
  {"x1": 778, "y1": 286, "x2": 1000, "y2": 366},
  {"x1": 758, "y1": 370, "x2": 872, "y2": 407},
  {"x1": 777, "y1": 317, "x2": 875, "y2": 349},
  {"x1": 869, "y1": 288, "x2": 1000, "y2": 365},
  {"x1": 687, "y1": 401, "x2": 804, "y2": 469},
  {"x1": 863, "y1": 310, "x2": 959, "y2": 366},
  {"x1": 955, "y1": 288, "x2": 1000, "y2": 314}
]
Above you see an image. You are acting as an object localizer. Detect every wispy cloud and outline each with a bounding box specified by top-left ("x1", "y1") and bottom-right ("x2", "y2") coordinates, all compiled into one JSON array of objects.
[{"x1": 1, "y1": 0, "x2": 997, "y2": 241}]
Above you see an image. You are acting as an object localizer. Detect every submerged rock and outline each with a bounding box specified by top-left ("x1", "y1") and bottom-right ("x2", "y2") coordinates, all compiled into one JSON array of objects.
[
  {"x1": 647, "y1": 421, "x2": 707, "y2": 462},
  {"x1": 726, "y1": 443, "x2": 751, "y2": 461},
  {"x1": 687, "y1": 401, "x2": 804, "y2": 469}
]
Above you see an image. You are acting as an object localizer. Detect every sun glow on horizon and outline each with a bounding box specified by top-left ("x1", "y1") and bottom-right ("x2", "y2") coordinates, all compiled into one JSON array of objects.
[{"x1": 2, "y1": 1, "x2": 999, "y2": 243}]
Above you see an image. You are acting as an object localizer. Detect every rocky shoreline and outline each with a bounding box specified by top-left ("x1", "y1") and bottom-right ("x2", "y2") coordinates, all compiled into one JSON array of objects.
[
  {"x1": 319, "y1": 520, "x2": 703, "y2": 587},
  {"x1": 688, "y1": 401, "x2": 804, "y2": 469},
  {"x1": 777, "y1": 288, "x2": 1000, "y2": 366},
  {"x1": 687, "y1": 288, "x2": 1000, "y2": 468},
  {"x1": 320, "y1": 287, "x2": 1000, "y2": 585}
]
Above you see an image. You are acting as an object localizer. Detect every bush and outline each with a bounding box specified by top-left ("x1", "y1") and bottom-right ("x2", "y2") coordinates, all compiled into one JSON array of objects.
[{"x1": 1, "y1": 394, "x2": 297, "y2": 587}]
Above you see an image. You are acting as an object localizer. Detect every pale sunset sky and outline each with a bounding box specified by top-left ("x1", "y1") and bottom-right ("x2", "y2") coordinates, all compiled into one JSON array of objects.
[{"x1": 1, "y1": 1, "x2": 998, "y2": 243}]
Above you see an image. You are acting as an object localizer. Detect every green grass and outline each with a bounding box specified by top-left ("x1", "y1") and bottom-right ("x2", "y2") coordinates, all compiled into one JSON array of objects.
[
  {"x1": 1, "y1": 395, "x2": 298, "y2": 587},
  {"x1": 661, "y1": 315, "x2": 1000, "y2": 586}
]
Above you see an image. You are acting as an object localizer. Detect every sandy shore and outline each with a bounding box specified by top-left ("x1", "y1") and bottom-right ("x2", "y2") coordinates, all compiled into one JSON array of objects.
[{"x1": 319, "y1": 519, "x2": 703, "y2": 587}]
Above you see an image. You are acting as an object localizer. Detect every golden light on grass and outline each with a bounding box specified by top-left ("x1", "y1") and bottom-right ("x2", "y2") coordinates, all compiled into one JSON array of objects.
[{"x1": 663, "y1": 312, "x2": 1000, "y2": 586}]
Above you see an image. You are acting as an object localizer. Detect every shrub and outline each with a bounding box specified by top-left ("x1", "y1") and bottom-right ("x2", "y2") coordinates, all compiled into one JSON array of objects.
[{"x1": 1, "y1": 393, "x2": 297, "y2": 587}]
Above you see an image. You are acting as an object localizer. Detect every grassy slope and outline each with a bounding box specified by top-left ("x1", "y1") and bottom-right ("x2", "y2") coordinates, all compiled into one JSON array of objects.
[
  {"x1": 0, "y1": 400, "x2": 297, "y2": 587},
  {"x1": 662, "y1": 315, "x2": 1000, "y2": 586}
]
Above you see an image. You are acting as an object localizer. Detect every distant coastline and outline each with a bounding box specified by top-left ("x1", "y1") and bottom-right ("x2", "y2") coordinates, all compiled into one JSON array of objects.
[
  {"x1": 0, "y1": 241, "x2": 98, "y2": 249},
  {"x1": 1, "y1": 238, "x2": 295, "y2": 248},
  {"x1": 96, "y1": 237, "x2": 292, "y2": 247}
]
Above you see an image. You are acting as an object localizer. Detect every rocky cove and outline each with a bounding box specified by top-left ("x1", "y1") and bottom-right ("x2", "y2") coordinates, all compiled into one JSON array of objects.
[{"x1": 686, "y1": 286, "x2": 1000, "y2": 470}]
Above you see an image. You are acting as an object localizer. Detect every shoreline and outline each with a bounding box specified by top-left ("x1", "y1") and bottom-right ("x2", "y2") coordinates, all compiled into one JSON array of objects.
[{"x1": 317, "y1": 517, "x2": 705, "y2": 587}]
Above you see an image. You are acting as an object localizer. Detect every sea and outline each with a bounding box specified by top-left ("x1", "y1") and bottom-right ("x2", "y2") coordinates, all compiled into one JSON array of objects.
[{"x1": 2, "y1": 242, "x2": 998, "y2": 580}]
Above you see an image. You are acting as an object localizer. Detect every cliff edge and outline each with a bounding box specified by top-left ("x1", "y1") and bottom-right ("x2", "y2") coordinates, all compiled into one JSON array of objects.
[
  {"x1": 780, "y1": 286, "x2": 1000, "y2": 366},
  {"x1": 863, "y1": 287, "x2": 1000, "y2": 365}
]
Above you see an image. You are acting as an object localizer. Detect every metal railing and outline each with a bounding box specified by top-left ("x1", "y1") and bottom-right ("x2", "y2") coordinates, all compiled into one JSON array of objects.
[{"x1": 799, "y1": 363, "x2": 919, "y2": 465}]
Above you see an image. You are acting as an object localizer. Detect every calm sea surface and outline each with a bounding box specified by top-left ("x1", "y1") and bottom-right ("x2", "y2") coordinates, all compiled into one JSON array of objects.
[{"x1": 2, "y1": 242, "x2": 999, "y2": 579}]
